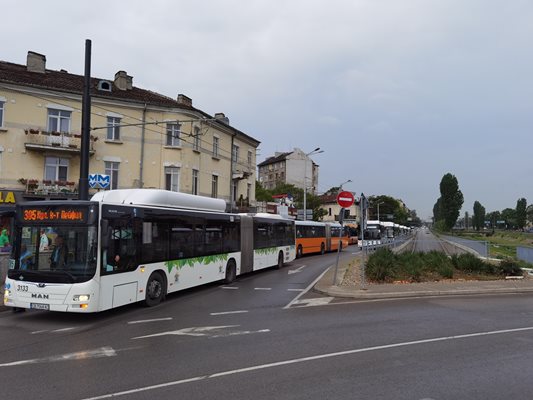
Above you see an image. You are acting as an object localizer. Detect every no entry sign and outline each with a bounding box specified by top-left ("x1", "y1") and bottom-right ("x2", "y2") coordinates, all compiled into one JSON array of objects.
[{"x1": 336, "y1": 191, "x2": 355, "y2": 208}]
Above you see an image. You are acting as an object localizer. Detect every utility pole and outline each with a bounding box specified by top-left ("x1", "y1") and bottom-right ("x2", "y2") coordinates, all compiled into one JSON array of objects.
[{"x1": 79, "y1": 39, "x2": 91, "y2": 200}]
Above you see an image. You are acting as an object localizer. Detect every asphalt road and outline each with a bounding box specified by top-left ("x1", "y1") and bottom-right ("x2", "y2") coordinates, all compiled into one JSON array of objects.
[{"x1": 2, "y1": 246, "x2": 533, "y2": 400}]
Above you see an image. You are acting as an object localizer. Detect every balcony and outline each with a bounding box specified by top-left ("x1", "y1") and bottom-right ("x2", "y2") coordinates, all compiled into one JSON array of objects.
[
  {"x1": 19, "y1": 178, "x2": 78, "y2": 199},
  {"x1": 24, "y1": 129, "x2": 96, "y2": 154}
]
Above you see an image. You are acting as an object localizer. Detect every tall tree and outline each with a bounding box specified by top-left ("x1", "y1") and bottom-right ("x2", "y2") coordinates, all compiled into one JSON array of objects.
[
  {"x1": 527, "y1": 204, "x2": 533, "y2": 226},
  {"x1": 516, "y1": 198, "x2": 527, "y2": 230},
  {"x1": 472, "y1": 201, "x2": 486, "y2": 231},
  {"x1": 501, "y1": 208, "x2": 516, "y2": 229},
  {"x1": 437, "y1": 173, "x2": 464, "y2": 230}
]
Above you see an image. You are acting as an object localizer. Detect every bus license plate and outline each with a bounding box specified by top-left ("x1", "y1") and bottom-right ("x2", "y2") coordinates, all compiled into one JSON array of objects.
[{"x1": 30, "y1": 303, "x2": 50, "y2": 311}]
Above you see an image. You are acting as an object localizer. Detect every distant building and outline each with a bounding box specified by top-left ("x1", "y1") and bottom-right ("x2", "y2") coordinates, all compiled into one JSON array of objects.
[
  {"x1": 257, "y1": 148, "x2": 319, "y2": 194},
  {"x1": 318, "y1": 193, "x2": 359, "y2": 223}
]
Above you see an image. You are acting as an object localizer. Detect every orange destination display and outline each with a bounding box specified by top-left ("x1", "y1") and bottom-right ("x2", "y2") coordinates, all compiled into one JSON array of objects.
[{"x1": 21, "y1": 207, "x2": 86, "y2": 223}]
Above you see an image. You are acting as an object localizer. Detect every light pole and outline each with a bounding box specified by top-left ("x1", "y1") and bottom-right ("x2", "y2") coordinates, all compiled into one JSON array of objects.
[
  {"x1": 338, "y1": 179, "x2": 352, "y2": 190},
  {"x1": 376, "y1": 201, "x2": 383, "y2": 221},
  {"x1": 303, "y1": 147, "x2": 324, "y2": 221}
]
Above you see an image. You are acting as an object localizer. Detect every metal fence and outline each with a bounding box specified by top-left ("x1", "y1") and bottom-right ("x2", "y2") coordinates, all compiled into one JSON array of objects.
[
  {"x1": 441, "y1": 235, "x2": 488, "y2": 257},
  {"x1": 517, "y1": 246, "x2": 533, "y2": 264}
]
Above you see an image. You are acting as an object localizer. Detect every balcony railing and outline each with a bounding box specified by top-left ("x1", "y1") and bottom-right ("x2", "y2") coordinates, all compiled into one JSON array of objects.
[
  {"x1": 19, "y1": 179, "x2": 78, "y2": 197},
  {"x1": 24, "y1": 129, "x2": 96, "y2": 153}
]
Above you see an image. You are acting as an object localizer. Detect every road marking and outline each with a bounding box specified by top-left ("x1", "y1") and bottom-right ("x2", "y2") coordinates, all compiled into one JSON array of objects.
[
  {"x1": 287, "y1": 289, "x2": 304, "y2": 292},
  {"x1": 81, "y1": 326, "x2": 533, "y2": 400},
  {"x1": 254, "y1": 287, "x2": 271, "y2": 291},
  {"x1": 132, "y1": 325, "x2": 239, "y2": 339},
  {"x1": 292, "y1": 297, "x2": 334, "y2": 307},
  {"x1": 288, "y1": 265, "x2": 307, "y2": 275},
  {"x1": 210, "y1": 329, "x2": 270, "y2": 338},
  {"x1": 52, "y1": 327, "x2": 76, "y2": 333},
  {"x1": 220, "y1": 286, "x2": 239, "y2": 290},
  {"x1": 31, "y1": 330, "x2": 48, "y2": 335},
  {"x1": 210, "y1": 310, "x2": 248, "y2": 316},
  {"x1": 284, "y1": 266, "x2": 330, "y2": 309},
  {"x1": 0, "y1": 347, "x2": 116, "y2": 368},
  {"x1": 128, "y1": 318, "x2": 173, "y2": 324}
]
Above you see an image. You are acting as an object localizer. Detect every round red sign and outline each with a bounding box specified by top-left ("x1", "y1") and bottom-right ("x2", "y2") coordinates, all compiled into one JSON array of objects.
[{"x1": 336, "y1": 191, "x2": 355, "y2": 208}]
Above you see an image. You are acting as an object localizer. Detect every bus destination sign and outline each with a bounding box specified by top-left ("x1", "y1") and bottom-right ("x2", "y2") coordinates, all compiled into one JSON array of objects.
[{"x1": 22, "y1": 208, "x2": 86, "y2": 223}]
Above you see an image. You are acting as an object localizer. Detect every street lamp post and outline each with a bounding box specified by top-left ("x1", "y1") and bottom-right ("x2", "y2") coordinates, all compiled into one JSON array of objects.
[
  {"x1": 376, "y1": 201, "x2": 383, "y2": 221},
  {"x1": 303, "y1": 147, "x2": 324, "y2": 221}
]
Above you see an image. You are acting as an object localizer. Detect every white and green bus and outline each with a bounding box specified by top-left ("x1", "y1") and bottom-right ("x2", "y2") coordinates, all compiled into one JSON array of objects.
[{"x1": 4, "y1": 189, "x2": 295, "y2": 313}]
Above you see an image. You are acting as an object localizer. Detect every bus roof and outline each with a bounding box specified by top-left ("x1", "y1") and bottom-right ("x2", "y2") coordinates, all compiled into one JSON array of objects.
[{"x1": 91, "y1": 189, "x2": 227, "y2": 212}]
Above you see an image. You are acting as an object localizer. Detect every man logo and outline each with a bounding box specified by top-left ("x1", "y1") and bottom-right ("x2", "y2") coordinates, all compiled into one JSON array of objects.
[{"x1": 31, "y1": 293, "x2": 49, "y2": 299}]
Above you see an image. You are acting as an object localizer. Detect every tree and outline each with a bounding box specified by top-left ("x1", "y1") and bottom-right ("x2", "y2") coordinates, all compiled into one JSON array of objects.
[
  {"x1": 435, "y1": 173, "x2": 464, "y2": 230},
  {"x1": 527, "y1": 204, "x2": 533, "y2": 226},
  {"x1": 501, "y1": 208, "x2": 516, "y2": 229},
  {"x1": 516, "y1": 198, "x2": 527, "y2": 230},
  {"x1": 255, "y1": 180, "x2": 273, "y2": 202},
  {"x1": 472, "y1": 201, "x2": 486, "y2": 231}
]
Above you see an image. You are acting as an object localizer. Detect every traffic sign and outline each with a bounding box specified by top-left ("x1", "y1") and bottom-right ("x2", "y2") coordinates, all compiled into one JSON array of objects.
[{"x1": 336, "y1": 191, "x2": 355, "y2": 208}]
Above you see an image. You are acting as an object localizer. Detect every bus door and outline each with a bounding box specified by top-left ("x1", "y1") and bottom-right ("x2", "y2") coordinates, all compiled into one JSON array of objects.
[{"x1": 240, "y1": 215, "x2": 254, "y2": 274}]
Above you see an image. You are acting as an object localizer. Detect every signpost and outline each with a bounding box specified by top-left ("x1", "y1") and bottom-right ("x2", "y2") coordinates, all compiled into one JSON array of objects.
[{"x1": 333, "y1": 191, "x2": 355, "y2": 285}]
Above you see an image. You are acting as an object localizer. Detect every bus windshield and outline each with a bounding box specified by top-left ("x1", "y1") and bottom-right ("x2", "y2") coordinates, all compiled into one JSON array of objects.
[{"x1": 11, "y1": 225, "x2": 98, "y2": 283}]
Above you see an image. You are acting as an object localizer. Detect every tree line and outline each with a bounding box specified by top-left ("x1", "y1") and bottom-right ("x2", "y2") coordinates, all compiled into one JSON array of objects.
[{"x1": 433, "y1": 173, "x2": 531, "y2": 231}]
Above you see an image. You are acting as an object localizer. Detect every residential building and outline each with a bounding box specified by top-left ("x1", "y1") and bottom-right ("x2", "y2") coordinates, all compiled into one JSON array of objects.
[
  {"x1": 0, "y1": 51, "x2": 259, "y2": 214},
  {"x1": 258, "y1": 147, "x2": 319, "y2": 194},
  {"x1": 319, "y1": 193, "x2": 360, "y2": 223}
]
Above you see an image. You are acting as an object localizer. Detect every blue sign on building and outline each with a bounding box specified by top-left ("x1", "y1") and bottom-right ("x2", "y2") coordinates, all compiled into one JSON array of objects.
[{"x1": 89, "y1": 174, "x2": 110, "y2": 189}]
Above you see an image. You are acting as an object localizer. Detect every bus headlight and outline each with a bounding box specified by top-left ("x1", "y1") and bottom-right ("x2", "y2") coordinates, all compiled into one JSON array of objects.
[
  {"x1": 73, "y1": 294, "x2": 90, "y2": 302},
  {"x1": 4, "y1": 289, "x2": 10, "y2": 299}
]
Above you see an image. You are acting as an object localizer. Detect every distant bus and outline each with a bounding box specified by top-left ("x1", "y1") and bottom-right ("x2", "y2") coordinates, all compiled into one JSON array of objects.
[
  {"x1": 295, "y1": 220, "x2": 349, "y2": 258},
  {"x1": 345, "y1": 223, "x2": 359, "y2": 245},
  {"x1": 4, "y1": 189, "x2": 296, "y2": 313},
  {"x1": 358, "y1": 220, "x2": 382, "y2": 247}
]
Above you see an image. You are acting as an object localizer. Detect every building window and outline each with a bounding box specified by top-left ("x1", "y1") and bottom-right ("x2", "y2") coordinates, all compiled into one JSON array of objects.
[
  {"x1": 44, "y1": 157, "x2": 69, "y2": 181},
  {"x1": 232, "y1": 181, "x2": 237, "y2": 205},
  {"x1": 166, "y1": 123, "x2": 181, "y2": 146},
  {"x1": 329, "y1": 208, "x2": 332, "y2": 216},
  {"x1": 247, "y1": 150, "x2": 253, "y2": 166},
  {"x1": 105, "y1": 161, "x2": 120, "y2": 190},
  {"x1": 232, "y1": 144, "x2": 239, "y2": 163},
  {"x1": 106, "y1": 117, "x2": 121, "y2": 141},
  {"x1": 211, "y1": 175, "x2": 218, "y2": 198},
  {"x1": 212, "y1": 136, "x2": 219, "y2": 158},
  {"x1": 193, "y1": 126, "x2": 201, "y2": 151},
  {"x1": 192, "y1": 169, "x2": 199, "y2": 195},
  {"x1": 247, "y1": 183, "x2": 251, "y2": 201},
  {"x1": 0, "y1": 101, "x2": 4, "y2": 127},
  {"x1": 165, "y1": 167, "x2": 180, "y2": 192},
  {"x1": 48, "y1": 109, "x2": 71, "y2": 133}
]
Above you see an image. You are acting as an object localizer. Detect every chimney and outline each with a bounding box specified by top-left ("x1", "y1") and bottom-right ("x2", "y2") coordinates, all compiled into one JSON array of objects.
[
  {"x1": 177, "y1": 94, "x2": 192, "y2": 107},
  {"x1": 27, "y1": 51, "x2": 46, "y2": 73},
  {"x1": 215, "y1": 112, "x2": 230, "y2": 125},
  {"x1": 114, "y1": 71, "x2": 133, "y2": 91}
]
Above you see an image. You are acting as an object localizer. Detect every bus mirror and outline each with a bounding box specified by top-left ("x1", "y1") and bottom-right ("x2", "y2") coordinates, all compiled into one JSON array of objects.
[{"x1": 101, "y1": 219, "x2": 110, "y2": 249}]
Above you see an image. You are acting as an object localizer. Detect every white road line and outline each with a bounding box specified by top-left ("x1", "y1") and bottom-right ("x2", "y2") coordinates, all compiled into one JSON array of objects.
[
  {"x1": 31, "y1": 330, "x2": 48, "y2": 335},
  {"x1": 128, "y1": 318, "x2": 173, "y2": 324},
  {"x1": 284, "y1": 266, "x2": 331, "y2": 309},
  {"x1": 0, "y1": 347, "x2": 116, "y2": 368},
  {"x1": 254, "y1": 287, "x2": 272, "y2": 291},
  {"x1": 293, "y1": 297, "x2": 334, "y2": 307},
  {"x1": 80, "y1": 326, "x2": 533, "y2": 400},
  {"x1": 210, "y1": 310, "x2": 248, "y2": 316},
  {"x1": 52, "y1": 327, "x2": 76, "y2": 333},
  {"x1": 287, "y1": 289, "x2": 304, "y2": 292},
  {"x1": 220, "y1": 286, "x2": 239, "y2": 290}
]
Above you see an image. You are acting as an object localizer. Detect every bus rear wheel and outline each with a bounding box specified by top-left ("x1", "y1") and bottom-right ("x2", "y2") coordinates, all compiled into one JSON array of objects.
[
  {"x1": 224, "y1": 260, "x2": 237, "y2": 284},
  {"x1": 297, "y1": 245, "x2": 303, "y2": 258},
  {"x1": 144, "y1": 272, "x2": 164, "y2": 307},
  {"x1": 276, "y1": 251, "x2": 284, "y2": 269}
]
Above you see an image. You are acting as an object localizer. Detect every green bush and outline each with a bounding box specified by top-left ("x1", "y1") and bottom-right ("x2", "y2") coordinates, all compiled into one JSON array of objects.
[
  {"x1": 453, "y1": 253, "x2": 494, "y2": 274},
  {"x1": 366, "y1": 248, "x2": 396, "y2": 282},
  {"x1": 497, "y1": 258, "x2": 525, "y2": 276}
]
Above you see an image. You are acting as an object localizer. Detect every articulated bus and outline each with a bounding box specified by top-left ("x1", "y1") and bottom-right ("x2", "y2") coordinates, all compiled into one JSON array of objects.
[
  {"x1": 295, "y1": 220, "x2": 349, "y2": 258},
  {"x1": 4, "y1": 189, "x2": 296, "y2": 313}
]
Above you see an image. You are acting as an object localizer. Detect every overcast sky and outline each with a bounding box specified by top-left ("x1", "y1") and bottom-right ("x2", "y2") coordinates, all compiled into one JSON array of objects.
[{"x1": 4, "y1": 0, "x2": 533, "y2": 219}]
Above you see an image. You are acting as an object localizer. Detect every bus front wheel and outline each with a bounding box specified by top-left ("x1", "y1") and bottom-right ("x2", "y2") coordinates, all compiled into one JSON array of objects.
[
  {"x1": 144, "y1": 272, "x2": 165, "y2": 307},
  {"x1": 224, "y1": 260, "x2": 237, "y2": 284}
]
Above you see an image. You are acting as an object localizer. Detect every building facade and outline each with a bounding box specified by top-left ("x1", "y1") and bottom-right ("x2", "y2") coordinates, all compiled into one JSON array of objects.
[
  {"x1": 257, "y1": 148, "x2": 319, "y2": 194},
  {"x1": 0, "y1": 51, "x2": 259, "y2": 212}
]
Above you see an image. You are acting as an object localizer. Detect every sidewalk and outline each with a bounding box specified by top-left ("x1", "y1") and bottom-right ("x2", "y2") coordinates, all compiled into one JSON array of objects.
[{"x1": 314, "y1": 255, "x2": 533, "y2": 300}]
